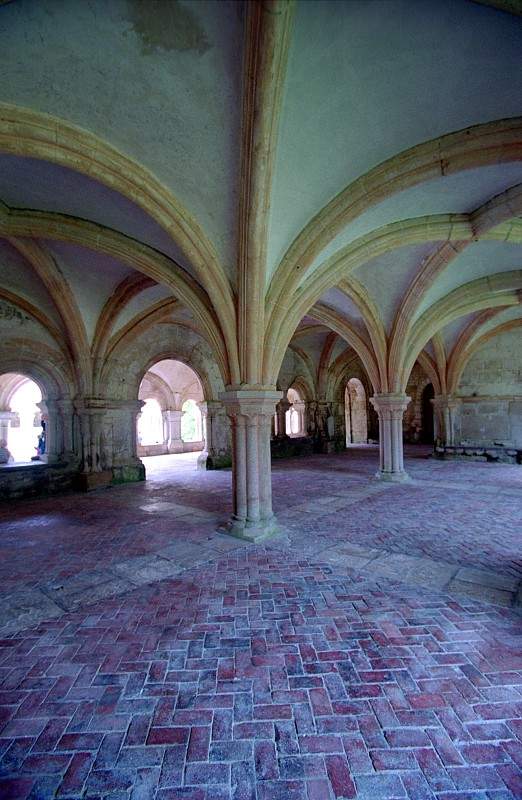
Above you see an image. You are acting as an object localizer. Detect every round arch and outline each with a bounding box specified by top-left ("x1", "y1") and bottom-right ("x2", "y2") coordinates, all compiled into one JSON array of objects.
[
  {"x1": 101, "y1": 320, "x2": 226, "y2": 404},
  {"x1": 0, "y1": 345, "x2": 73, "y2": 402},
  {"x1": 0, "y1": 374, "x2": 43, "y2": 463}
]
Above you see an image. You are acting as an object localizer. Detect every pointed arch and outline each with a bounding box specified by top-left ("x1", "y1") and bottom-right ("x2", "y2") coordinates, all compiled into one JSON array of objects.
[
  {"x1": 400, "y1": 270, "x2": 522, "y2": 390},
  {"x1": 268, "y1": 117, "x2": 522, "y2": 317},
  {"x1": 0, "y1": 204, "x2": 237, "y2": 384},
  {"x1": 0, "y1": 103, "x2": 237, "y2": 363}
]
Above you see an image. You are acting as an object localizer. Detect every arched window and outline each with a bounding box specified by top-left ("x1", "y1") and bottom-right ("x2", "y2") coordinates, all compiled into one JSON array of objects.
[
  {"x1": 345, "y1": 378, "x2": 368, "y2": 445},
  {"x1": 181, "y1": 399, "x2": 202, "y2": 442},
  {"x1": 1, "y1": 376, "x2": 42, "y2": 463},
  {"x1": 137, "y1": 398, "x2": 163, "y2": 445},
  {"x1": 286, "y1": 387, "x2": 305, "y2": 436}
]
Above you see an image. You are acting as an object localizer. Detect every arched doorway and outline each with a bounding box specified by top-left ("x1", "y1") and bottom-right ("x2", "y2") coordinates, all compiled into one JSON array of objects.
[
  {"x1": 345, "y1": 378, "x2": 368, "y2": 445},
  {"x1": 0, "y1": 374, "x2": 43, "y2": 464},
  {"x1": 137, "y1": 359, "x2": 205, "y2": 458},
  {"x1": 421, "y1": 383, "x2": 435, "y2": 444}
]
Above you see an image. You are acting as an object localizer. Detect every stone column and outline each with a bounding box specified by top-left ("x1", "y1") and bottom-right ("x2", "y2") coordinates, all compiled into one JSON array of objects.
[
  {"x1": 220, "y1": 389, "x2": 281, "y2": 542},
  {"x1": 109, "y1": 400, "x2": 145, "y2": 483},
  {"x1": 164, "y1": 409, "x2": 184, "y2": 453},
  {"x1": 314, "y1": 401, "x2": 335, "y2": 453},
  {"x1": 305, "y1": 401, "x2": 317, "y2": 437},
  {"x1": 37, "y1": 400, "x2": 61, "y2": 464},
  {"x1": 47, "y1": 400, "x2": 62, "y2": 464},
  {"x1": 0, "y1": 410, "x2": 17, "y2": 444},
  {"x1": 431, "y1": 394, "x2": 462, "y2": 447},
  {"x1": 275, "y1": 393, "x2": 291, "y2": 438},
  {"x1": 74, "y1": 398, "x2": 144, "y2": 488},
  {"x1": 57, "y1": 399, "x2": 76, "y2": 462},
  {"x1": 197, "y1": 401, "x2": 231, "y2": 470},
  {"x1": 370, "y1": 393, "x2": 411, "y2": 482}
]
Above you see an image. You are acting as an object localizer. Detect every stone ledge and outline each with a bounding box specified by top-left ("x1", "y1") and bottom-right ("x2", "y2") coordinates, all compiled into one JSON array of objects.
[{"x1": 435, "y1": 444, "x2": 522, "y2": 464}]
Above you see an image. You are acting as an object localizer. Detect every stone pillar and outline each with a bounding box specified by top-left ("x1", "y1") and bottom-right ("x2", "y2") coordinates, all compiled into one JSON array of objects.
[
  {"x1": 108, "y1": 400, "x2": 145, "y2": 483},
  {"x1": 431, "y1": 394, "x2": 462, "y2": 447},
  {"x1": 305, "y1": 401, "x2": 317, "y2": 437},
  {"x1": 275, "y1": 393, "x2": 291, "y2": 438},
  {"x1": 197, "y1": 401, "x2": 231, "y2": 470},
  {"x1": 314, "y1": 401, "x2": 335, "y2": 453},
  {"x1": 164, "y1": 409, "x2": 184, "y2": 453},
  {"x1": 370, "y1": 393, "x2": 411, "y2": 482},
  {"x1": 75, "y1": 398, "x2": 144, "y2": 489},
  {"x1": 0, "y1": 410, "x2": 17, "y2": 444},
  {"x1": 36, "y1": 400, "x2": 60, "y2": 464},
  {"x1": 220, "y1": 389, "x2": 281, "y2": 542},
  {"x1": 56, "y1": 399, "x2": 76, "y2": 462}
]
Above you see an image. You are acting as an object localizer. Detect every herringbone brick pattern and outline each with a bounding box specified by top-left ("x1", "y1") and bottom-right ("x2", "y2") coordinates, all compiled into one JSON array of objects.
[{"x1": 1, "y1": 547, "x2": 521, "y2": 799}]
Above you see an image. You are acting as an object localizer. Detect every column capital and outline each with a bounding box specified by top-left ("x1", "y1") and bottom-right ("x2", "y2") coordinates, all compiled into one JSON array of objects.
[
  {"x1": 431, "y1": 394, "x2": 462, "y2": 410},
  {"x1": 164, "y1": 408, "x2": 183, "y2": 419},
  {"x1": 370, "y1": 393, "x2": 411, "y2": 418},
  {"x1": 75, "y1": 398, "x2": 144, "y2": 415},
  {"x1": 220, "y1": 389, "x2": 282, "y2": 419}
]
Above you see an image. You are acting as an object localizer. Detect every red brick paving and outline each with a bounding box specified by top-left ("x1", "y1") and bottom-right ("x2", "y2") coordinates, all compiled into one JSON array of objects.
[
  {"x1": 0, "y1": 546, "x2": 520, "y2": 798},
  {"x1": 0, "y1": 447, "x2": 521, "y2": 798}
]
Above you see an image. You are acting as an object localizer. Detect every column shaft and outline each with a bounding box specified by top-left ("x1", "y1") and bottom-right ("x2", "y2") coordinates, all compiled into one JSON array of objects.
[
  {"x1": 370, "y1": 394, "x2": 411, "y2": 482},
  {"x1": 220, "y1": 389, "x2": 281, "y2": 542}
]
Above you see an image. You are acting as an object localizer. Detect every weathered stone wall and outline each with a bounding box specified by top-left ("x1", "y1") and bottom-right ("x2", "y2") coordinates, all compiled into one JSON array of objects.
[{"x1": 458, "y1": 330, "x2": 522, "y2": 447}]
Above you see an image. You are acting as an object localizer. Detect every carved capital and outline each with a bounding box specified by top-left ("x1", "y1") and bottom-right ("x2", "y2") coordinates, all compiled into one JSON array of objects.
[
  {"x1": 220, "y1": 389, "x2": 282, "y2": 421},
  {"x1": 370, "y1": 393, "x2": 411, "y2": 420}
]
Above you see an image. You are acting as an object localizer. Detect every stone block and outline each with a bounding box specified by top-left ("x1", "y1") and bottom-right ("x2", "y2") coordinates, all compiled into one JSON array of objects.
[
  {"x1": 112, "y1": 555, "x2": 184, "y2": 584},
  {"x1": 75, "y1": 470, "x2": 113, "y2": 491},
  {"x1": 0, "y1": 587, "x2": 63, "y2": 632},
  {"x1": 455, "y1": 567, "x2": 519, "y2": 593},
  {"x1": 447, "y1": 579, "x2": 514, "y2": 607}
]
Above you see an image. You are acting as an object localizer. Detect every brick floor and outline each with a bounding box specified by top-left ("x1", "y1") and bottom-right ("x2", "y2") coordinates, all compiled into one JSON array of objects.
[{"x1": 0, "y1": 447, "x2": 521, "y2": 798}]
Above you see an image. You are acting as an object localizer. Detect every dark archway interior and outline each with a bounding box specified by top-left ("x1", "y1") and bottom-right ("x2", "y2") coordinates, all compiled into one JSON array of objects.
[{"x1": 421, "y1": 382, "x2": 435, "y2": 444}]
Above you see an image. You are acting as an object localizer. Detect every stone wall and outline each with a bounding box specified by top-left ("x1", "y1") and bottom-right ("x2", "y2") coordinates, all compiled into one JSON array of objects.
[
  {"x1": 0, "y1": 462, "x2": 77, "y2": 501},
  {"x1": 458, "y1": 330, "x2": 522, "y2": 448}
]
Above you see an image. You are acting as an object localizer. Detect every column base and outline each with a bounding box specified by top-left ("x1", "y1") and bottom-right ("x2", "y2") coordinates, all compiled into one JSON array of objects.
[
  {"x1": 75, "y1": 470, "x2": 113, "y2": 491},
  {"x1": 374, "y1": 469, "x2": 411, "y2": 483},
  {"x1": 112, "y1": 462, "x2": 146, "y2": 484},
  {"x1": 219, "y1": 514, "x2": 281, "y2": 543}
]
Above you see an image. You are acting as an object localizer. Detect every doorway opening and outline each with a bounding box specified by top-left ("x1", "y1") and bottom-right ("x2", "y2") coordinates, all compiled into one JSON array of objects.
[
  {"x1": 137, "y1": 359, "x2": 204, "y2": 458},
  {"x1": 0, "y1": 374, "x2": 43, "y2": 464}
]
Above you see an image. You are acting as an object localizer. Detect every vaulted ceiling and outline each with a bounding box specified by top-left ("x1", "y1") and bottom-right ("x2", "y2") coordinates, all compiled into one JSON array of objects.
[{"x1": 0, "y1": 0, "x2": 521, "y2": 396}]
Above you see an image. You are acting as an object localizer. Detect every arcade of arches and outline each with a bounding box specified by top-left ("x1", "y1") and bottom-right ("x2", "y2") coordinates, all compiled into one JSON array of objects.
[{"x1": 0, "y1": 2, "x2": 521, "y2": 799}]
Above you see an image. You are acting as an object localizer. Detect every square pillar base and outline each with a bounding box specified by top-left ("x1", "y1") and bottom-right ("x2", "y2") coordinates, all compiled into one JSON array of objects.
[
  {"x1": 219, "y1": 515, "x2": 281, "y2": 543},
  {"x1": 75, "y1": 470, "x2": 113, "y2": 492},
  {"x1": 374, "y1": 469, "x2": 410, "y2": 483}
]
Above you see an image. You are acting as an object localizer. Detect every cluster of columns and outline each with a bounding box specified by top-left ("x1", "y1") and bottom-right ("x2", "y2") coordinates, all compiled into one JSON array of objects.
[
  {"x1": 74, "y1": 398, "x2": 144, "y2": 487},
  {"x1": 218, "y1": 390, "x2": 418, "y2": 541},
  {"x1": 431, "y1": 394, "x2": 462, "y2": 447},
  {"x1": 370, "y1": 393, "x2": 411, "y2": 482},
  {"x1": 220, "y1": 390, "x2": 281, "y2": 542}
]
